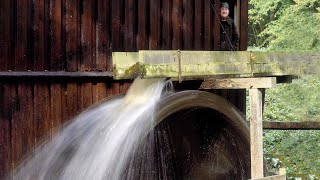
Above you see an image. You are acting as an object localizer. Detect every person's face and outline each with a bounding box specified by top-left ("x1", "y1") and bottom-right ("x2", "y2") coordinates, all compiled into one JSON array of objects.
[{"x1": 220, "y1": 7, "x2": 229, "y2": 18}]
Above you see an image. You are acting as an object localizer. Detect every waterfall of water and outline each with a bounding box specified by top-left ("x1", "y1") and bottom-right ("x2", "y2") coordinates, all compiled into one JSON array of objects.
[{"x1": 12, "y1": 77, "x2": 173, "y2": 180}]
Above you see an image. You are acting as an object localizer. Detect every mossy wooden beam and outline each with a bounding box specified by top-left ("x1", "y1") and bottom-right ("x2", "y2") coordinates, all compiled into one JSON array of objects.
[{"x1": 112, "y1": 51, "x2": 320, "y2": 80}]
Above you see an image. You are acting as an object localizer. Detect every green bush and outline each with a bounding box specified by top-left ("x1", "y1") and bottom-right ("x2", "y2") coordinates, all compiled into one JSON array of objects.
[{"x1": 262, "y1": 75, "x2": 320, "y2": 177}]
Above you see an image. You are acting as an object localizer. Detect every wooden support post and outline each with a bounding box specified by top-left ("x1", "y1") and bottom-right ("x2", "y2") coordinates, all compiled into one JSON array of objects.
[
  {"x1": 251, "y1": 175, "x2": 286, "y2": 180},
  {"x1": 250, "y1": 88, "x2": 264, "y2": 179}
]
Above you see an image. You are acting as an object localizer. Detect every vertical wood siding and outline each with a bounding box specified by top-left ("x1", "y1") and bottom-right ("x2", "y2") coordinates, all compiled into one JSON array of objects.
[{"x1": 0, "y1": 0, "x2": 248, "y2": 177}]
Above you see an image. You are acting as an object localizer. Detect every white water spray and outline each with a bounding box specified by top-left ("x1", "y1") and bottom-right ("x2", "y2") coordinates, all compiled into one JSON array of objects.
[{"x1": 12, "y1": 77, "x2": 173, "y2": 180}]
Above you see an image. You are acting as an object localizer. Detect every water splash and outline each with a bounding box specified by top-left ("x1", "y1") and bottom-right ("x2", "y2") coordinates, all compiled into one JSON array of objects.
[{"x1": 12, "y1": 77, "x2": 172, "y2": 180}]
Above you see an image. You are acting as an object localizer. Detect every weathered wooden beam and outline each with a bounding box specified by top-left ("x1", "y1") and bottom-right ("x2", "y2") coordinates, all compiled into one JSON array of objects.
[
  {"x1": 0, "y1": 71, "x2": 113, "y2": 82},
  {"x1": 112, "y1": 51, "x2": 320, "y2": 80},
  {"x1": 263, "y1": 121, "x2": 320, "y2": 130},
  {"x1": 251, "y1": 175, "x2": 286, "y2": 180},
  {"x1": 0, "y1": 71, "x2": 113, "y2": 77},
  {"x1": 252, "y1": 51, "x2": 320, "y2": 76},
  {"x1": 250, "y1": 88, "x2": 264, "y2": 179},
  {"x1": 200, "y1": 77, "x2": 276, "y2": 89}
]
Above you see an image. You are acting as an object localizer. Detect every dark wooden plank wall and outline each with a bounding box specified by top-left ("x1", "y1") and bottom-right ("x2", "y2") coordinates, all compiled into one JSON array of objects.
[{"x1": 0, "y1": 0, "x2": 248, "y2": 177}]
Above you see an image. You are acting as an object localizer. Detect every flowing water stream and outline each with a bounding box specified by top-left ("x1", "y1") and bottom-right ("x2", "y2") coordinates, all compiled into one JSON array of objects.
[{"x1": 11, "y1": 77, "x2": 250, "y2": 180}]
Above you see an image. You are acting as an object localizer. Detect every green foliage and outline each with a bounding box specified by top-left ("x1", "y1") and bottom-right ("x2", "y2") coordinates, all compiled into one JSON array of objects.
[
  {"x1": 264, "y1": 130, "x2": 320, "y2": 177},
  {"x1": 249, "y1": 0, "x2": 320, "y2": 50},
  {"x1": 264, "y1": 75, "x2": 320, "y2": 122},
  {"x1": 262, "y1": 76, "x2": 320, "y2": 177}
]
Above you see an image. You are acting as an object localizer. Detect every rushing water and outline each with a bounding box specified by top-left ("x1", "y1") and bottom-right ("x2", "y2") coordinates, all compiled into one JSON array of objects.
[
  {"x1": 12, "y1": 77, "x2": 173, "y2": 180},
  {"x1": 11, "y1": 77, "x2": 250, "y2": 180}
]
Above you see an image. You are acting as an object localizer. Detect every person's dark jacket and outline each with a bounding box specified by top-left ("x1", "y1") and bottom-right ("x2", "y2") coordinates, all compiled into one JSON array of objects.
[{"x1": 219, "y1": 17, "x2": 239, "y2": 51}]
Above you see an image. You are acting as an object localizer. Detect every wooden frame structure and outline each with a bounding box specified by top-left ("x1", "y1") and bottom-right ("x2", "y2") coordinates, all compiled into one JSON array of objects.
[
  {"x1": 112, "y1": 50, "x2": 320, "y2": 179},
  {"x1": 200, "y1": 77, "x2": 276, "y2": 179}
]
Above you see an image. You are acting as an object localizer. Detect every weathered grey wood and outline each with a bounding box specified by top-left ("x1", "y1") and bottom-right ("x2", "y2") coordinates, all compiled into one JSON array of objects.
[
  {"x1": 251, "y1": 175, "x2": 286, "y2": 180},
  {"x1": 263, "y1": 121, "x2": 320, "y2": 130},
  {"x1": 249, "y1": 88, "x2": 264, "y2": 179},
  {"x1": 112, "y1": 51, "x2": 320, "y2": 80},
  {"x1": 200, "y1": 77, "x2": 276, "y2": 89}
]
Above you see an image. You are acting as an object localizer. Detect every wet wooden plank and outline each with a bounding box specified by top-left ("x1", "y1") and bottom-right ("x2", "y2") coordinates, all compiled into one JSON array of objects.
[
  {"x1": 119, "y1": 82, "x2": 129, "y2": 94},
  {"x1": 65, "y1": 0, "x2": 79, "y2": 71},
  {"x1": 106, "y1": 83, "x2": 114, "y2": 98},
  {"x1": 0, "y1": 84, "x2": 14, "y2": 178},
  {"x1": 61, "y1": 84, "x2": 68, "y2": 123},
  {"x1": 9, "y1": 85, "x2": 19, "y2": 172},
  {"x1": 125, "y1": 0, "x2": 136, "y2": 51},
  {"x1": 91, "y1": 0, "x2": 97, "y2": 70},
  {"x1": 80, "y1": 0, "x2": 93, "y2": 71},
  {"x1": 0, "y1": 0, "x2": 10, "y2": 71},
  {"x1": 194, "y1": 0, "x2": 203, "y2": 50},
  {"x1": 240, "y1": 0, "x2": 248, "y2": 51},
  {"x1": 137, "y1": 0, "x2": 148, "y2": 50},
  {"x1": 50, "y1": 0, "x2": 63, "y2": 70},
  {"x1": 172, "y1": 0, "x2": 182, "y2": 49},
  {"x1": 110, "y1": 0, "x2": 122, "y2": 93},
  {"x1": 50, "y1": 84, "x2": 62, "y2": 135},
  {"x1": 112, "y1": 82, "x2": 120, "y2": 96},
  {"x1": 149, "y1": 0, "x2": 161, "y2": 50},
  {"x1": 79, "y1": 83, "x2": 93, "y2": 111},
  {"x1": 78, "y1": 83, "x2": 92, "y2": 112},
  {"x1": 33, "y1": 84, "x2": 51, "y2": 146},
  {"x1": 93, "y1": 83, "x2": 107, "y2": 103},
  {"x1": 96, "y1": 0, "x2": 109, "y2": 71},
  {"x1": 111, "y1": 0, "x2": 121, "y2": 51},
  {"x1": 162, "y1": 0, "x2": 172, "y2": 50},
  {"x1": 15, "y1": 0, "x2": 28, "y2": 71},
  {"x1": 33, "y1": 0, "x2": 45, "y2": 70},
  {"x1": 11, "y1": 84, "x2": 34, "y2": 171},
  {"x1": 44, "y1": 0, "x2": 50, "y2": 70},
  {"x1": 182, "y1": 0, "x2": 193, "y2": 50},
  {"x1": 213, "y1": 0, "x2": 220, "y2": 50},
  {"x1": 61, "y1": 83, "x2": 78, "y2": 123},
  {"x1": 7, "y1": 0, "x2": 15, "y2": 71},
  {"x1": 204, "y1": 0, "x2": 212, "y2": 50},
  {"x1": 27, "y1": 0, "x2": 34, "y2": 70},
  {"x1": 67, "y1": 83, "x2": 78, "y2": 120}
]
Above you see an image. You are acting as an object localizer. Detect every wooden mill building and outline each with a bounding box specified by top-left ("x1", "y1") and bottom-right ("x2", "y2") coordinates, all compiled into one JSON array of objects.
[{"x1": 0, "y1": 0, "x2": 255, "y2": 178}]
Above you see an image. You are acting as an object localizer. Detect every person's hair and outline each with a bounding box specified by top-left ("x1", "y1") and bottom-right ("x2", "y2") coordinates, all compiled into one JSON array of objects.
[{"x1": 221, "y1": 2, "x2": 229, "y2": 9}]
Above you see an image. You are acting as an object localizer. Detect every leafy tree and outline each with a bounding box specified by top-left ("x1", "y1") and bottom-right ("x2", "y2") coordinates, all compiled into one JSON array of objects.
[{"x1": 249, "y1": 0, "x2": 320, "y2": 50}]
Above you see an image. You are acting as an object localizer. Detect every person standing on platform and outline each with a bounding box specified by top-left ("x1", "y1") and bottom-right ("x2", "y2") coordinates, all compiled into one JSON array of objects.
[{"x1": 219, "y1": 2, "x2": 239, "y2": 51}]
